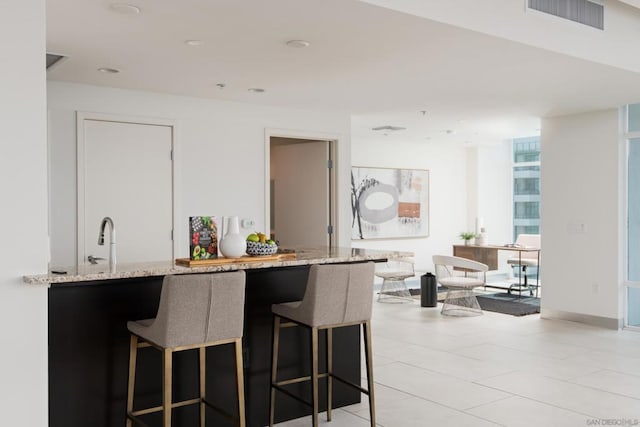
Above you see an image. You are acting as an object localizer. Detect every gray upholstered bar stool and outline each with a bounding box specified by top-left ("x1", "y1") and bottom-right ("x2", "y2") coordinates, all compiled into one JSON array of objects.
[
  {"x1": 269, "y1": 262, "x2": 376, "y2": 427},
  {"x1": 126, "y1": 271, "x2": 246, "y2": 427}
]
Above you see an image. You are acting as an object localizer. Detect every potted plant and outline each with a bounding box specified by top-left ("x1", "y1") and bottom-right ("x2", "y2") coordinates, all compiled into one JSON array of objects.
[{"x1": 459, "y1": 231, "x2": 476, "y2": 246}]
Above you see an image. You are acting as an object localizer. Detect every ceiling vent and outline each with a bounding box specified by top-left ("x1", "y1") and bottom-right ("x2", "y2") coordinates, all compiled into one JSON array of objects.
[
  {"x1": 372, "y1": 125, "x2": 406, "y2": 132},
  {"x1": 528, "y1": 0, "x2": 604, "y2": 30},
  {"x1": 46, "y1": 53, "x2": 67, "y2": 71}
]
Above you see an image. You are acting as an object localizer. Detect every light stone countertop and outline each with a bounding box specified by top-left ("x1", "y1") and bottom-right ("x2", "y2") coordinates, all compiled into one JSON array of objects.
[{"x1": 23, "y1": 246, "x2": 410, "y2": 285}]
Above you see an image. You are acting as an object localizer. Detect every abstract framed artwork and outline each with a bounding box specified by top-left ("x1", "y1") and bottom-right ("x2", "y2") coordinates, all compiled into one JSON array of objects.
[{"x1": 351, "y1": 166, "x2": 429, "y2": 240}]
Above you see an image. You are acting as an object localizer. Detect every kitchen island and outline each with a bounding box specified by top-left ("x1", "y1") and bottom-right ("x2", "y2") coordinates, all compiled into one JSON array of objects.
[{"x1": 25, "y1": 247, "x2": 404, "y2": 427}]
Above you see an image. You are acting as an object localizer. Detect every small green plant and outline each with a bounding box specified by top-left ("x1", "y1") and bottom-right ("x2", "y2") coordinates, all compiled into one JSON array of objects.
[{"x1": 459, "y1": 231, "x2": 476, "y2": 241}]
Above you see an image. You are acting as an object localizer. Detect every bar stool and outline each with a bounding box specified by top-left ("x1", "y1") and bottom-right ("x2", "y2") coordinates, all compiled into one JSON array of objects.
[
  {"x1": 126, "y1": 271, "x2": 246, "y2": 427},
  {"x1": 269, "y1": 262, "x2": 376, "y2": 427}
]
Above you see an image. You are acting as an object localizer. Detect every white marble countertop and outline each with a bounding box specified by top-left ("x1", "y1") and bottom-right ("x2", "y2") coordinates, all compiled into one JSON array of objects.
[{"x1": 23, "y1": 246, "x2": 410, "y2": 285}]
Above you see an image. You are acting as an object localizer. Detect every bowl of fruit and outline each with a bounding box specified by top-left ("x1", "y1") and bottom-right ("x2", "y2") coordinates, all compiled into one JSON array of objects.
[{"x1": 245, "y1": 232, "x2": 278, "y2": 256}]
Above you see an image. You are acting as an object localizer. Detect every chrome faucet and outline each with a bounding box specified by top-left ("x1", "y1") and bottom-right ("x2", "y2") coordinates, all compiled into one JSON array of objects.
[{"x1": 98, "y1": 217, "x2": 116, "y2": 269}]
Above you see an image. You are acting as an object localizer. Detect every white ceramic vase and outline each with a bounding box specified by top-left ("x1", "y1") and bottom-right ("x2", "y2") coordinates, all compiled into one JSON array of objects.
[
  {"x1": 219, "y1": 216, "x2": 246, "y2": 258},
  {"x1": 475, "y1": 227, "x2": 488, "y2": 246}
]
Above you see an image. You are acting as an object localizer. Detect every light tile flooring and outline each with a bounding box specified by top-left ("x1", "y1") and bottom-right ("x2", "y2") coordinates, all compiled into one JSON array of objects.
[{"x1": 278, "y1": 297, "x2": 640, "y2": 427}]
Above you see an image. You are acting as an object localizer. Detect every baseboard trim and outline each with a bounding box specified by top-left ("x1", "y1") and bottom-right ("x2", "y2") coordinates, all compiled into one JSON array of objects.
[{"x1": 541, "y1": 308, "x2": 622, "y2": 330}]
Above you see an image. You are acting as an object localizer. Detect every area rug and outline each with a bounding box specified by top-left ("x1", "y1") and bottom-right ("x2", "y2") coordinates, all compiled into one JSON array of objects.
[
  {"x1": 406, "y1": 289, "x2": 540, "y2": 316},
  {"x1": 474, "y1": 293, "x2": 540, "y2": 316}
]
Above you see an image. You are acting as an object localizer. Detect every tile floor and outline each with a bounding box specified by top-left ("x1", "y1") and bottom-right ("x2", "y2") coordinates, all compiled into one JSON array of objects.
[{"x1": 278, "y1": 296, "x2": 640, "y2": 427}]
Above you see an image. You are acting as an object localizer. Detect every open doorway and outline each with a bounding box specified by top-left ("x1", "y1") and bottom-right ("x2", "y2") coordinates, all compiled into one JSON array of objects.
[{"x1": 268, "y1": 135, "x2": 336, "y2": 248}]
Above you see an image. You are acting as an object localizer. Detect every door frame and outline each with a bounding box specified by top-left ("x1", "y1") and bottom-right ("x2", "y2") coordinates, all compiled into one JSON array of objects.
[
  {"x1": 264, "y1": 128, "x2": 339, "y2": 247},
  {"x1": 76, "y1": 111, "x2": 180, "y2": 265}
]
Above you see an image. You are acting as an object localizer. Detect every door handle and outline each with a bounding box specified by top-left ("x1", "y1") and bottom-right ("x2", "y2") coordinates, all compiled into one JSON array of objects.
[{"x1": 87, "y1": 255, "x2": 105, "y2": 264}]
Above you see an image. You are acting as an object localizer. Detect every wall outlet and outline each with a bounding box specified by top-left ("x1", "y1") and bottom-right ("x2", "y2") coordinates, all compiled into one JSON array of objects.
[
  {"x1": 592, "y1": 283, "x2": 599, "y2": 294},
  {"x1": 241, "y1": 218, "x2": 255, "y2": 229},
  {"x1": 567, "y1": 222, "x2": 586, "y2": 234}
]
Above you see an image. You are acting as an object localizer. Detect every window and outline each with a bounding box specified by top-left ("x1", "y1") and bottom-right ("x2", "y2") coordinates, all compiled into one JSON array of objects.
[
  {"x1": 627, "y1": 137, "x2": 640, "y2": 283},
  {"x1": 513, "y1": 137, "x2": 541, "y2": 240},
  {"x1": 514, "y1": 139, "x2": 540, "y2": 163},
  {"x1": 514, "y1": 177, "x2": 540, "y2": 195},
  {"x1": 514, "y1": 225, "x2": 540, "y2": 236},
  {"x1": 626, "y1": 103, "x2": 640, "y2": 328},
  {"x1": 514, "y1": 201, "x2": 540, "y2": 219},
  {"x1": 629, "y1": 103, "x2": 640, "y2": 133}
]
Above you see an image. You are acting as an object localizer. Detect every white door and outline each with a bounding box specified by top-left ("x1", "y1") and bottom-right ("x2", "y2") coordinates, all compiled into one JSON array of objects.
[
  {"x1": 78, "y1": 118, "x2": 173, "y2": 265},
  {"x1": 272, "y1": 141, "x2": 330, "y2": 247}
]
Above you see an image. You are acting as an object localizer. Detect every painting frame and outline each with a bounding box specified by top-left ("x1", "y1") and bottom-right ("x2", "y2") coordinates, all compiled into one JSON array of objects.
[{"x1": 351, "y1": 166, "x2": 429, "y2": 240}]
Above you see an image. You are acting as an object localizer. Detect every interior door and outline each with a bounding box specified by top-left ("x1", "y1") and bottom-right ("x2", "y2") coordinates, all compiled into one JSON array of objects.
[
  {"x1": 79, "y1": 118, "x2": 173, "y2": 265},
  {"x1": 271, "y1": 140, "x2": 330, "y2": 247}
]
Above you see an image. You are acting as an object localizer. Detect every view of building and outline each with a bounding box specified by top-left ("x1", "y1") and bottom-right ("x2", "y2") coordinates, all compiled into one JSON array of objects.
[{"x1": 513, "y1": 137, "x2": 541, "y2": 240}]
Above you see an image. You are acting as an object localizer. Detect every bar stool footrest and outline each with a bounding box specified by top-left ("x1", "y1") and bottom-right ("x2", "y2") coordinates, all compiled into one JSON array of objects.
[
  {"x1": 130, "y1": 397, "x2": 202, "y2": 417},
  {"x1": 126, "y1": 413, "x2": 152, "y2": 427},
  {"x1": 272, "y1": 371, "x2": 370, "y2": 406},
  {"x1": 275, "y1": 372, "x2": 329, "y2": 387},
  {"x1": 129, "y1": 396, "x2": 239, "y2": 425},
  {"x1": 331, "y1": 373, "x2": 370, "y2": 395},
  {"x1": 272, "y1": 384, "x2": 313, "y2": 407},
  {"x1": 202, "y1": 397, "x2": 240, "y2": 424}
]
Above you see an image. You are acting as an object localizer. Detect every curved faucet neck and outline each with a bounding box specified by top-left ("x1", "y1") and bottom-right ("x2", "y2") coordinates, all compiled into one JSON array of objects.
[
  {"x1": 98, "y1": 217, "x2": 116, "y2": 269},
  {"x1": 100, "y1": 216, "x2": 114, "y2": 233}
]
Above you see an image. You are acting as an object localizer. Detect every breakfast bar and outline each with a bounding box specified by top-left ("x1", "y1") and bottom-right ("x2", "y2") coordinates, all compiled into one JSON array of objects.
[{"x1": 24, "y1": 247, "x2": 402, "y2": 427}]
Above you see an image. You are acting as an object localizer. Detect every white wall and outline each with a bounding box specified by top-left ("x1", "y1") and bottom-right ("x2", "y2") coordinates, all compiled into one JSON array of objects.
[
  {"x1": 465, "y1": 146, "x2": 479, "y2": 235},
  {"x1": 470, "y1": 143, "x2": 514, "y2": 273},
  {"x1": 351, "y1": 136, "x2": 512, "y2": 274},
  {"x1": 0, "y1": 0, "x2": 49, "y2": 424},
  {"x1": 47, "y1": 82, "x2": 352, "y2": 266},
  {"x1": 541, "y1": 109, "x2": 623, "y2": 326},
  {"x1": 477, "y1": 143, "x2": 513, "y2": 245},
  {"x1": 467, "y1": 143, "x2": 513, "y2": 244}
]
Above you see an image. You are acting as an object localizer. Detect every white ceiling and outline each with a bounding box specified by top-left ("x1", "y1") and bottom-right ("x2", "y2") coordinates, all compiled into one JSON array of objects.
[{"x1": 47, "y1": 0, "x2": 640, "y2": 145}]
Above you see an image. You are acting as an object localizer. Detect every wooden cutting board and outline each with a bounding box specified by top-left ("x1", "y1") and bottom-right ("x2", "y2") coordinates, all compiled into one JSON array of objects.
[{"x1": 175, "y1": 252, "x2": 296, "y2": 267}]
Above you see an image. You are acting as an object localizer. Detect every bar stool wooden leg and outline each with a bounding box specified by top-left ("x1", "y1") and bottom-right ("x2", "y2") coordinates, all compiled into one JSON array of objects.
[
  {"x1": 199, "y1": 347, "x2": 206, "y2": 427},
  {"x1": 269, "y1": 316, "x2": 281, "y2": 427},
  {"x1": 234, "y1": 338, "x2": 246, "y2": 427},
  {"x1": 126, "y1": 335, "x2": 138, "y2": 427},
  {"x1": 311, "y1": 327, "x2": 319, "y2": 427},
  {"x1": 363, "y1": 321, "x2": 376, "y2": 427},
  {"x1": 326, "y1": 328, "x2": 333, "y2": 422},
  {"x1": 163, "y1": 348, "x2": 173, "y2": 427}
]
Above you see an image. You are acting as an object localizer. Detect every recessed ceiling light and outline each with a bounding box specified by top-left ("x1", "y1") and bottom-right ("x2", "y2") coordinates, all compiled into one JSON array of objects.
[
  {"x1": 98, "y1": 67, "x2": 120, "y2": 74},
  {"x1": 248, "y1": 88, "x2": 265, "y2": 93},
  {"x1": 286, "y1": 40, "x2": 310, "y2": 48},
  {"x1": 184, "y1": 40, "x2": 204, "y2": 46},
  {"x1": 109, "y1": 3, "x2": 141, "y2": 14}
]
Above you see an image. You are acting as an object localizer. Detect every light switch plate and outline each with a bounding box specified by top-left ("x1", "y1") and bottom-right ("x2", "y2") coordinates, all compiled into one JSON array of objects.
[{"x1": 567, "y1": 222, "x2": 586, "y2": 234}]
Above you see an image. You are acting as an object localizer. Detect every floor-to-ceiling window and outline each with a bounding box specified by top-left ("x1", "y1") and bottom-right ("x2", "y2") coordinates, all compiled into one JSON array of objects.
[
  {"x1": 626, "y1": 104, "x2": 640, "y2": 329},
  {"x1": 513, "y1": 137, "x2": 541, "y2": 240}
]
